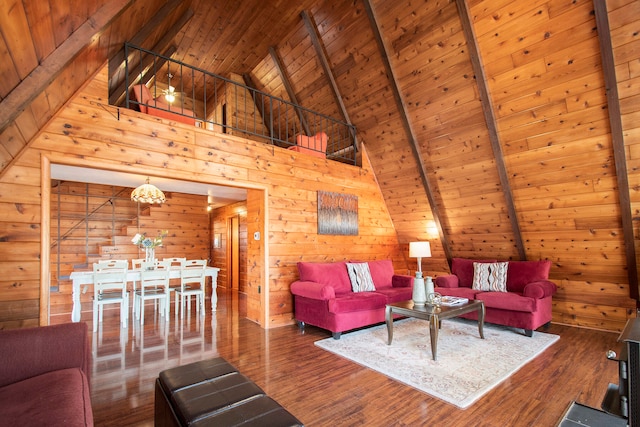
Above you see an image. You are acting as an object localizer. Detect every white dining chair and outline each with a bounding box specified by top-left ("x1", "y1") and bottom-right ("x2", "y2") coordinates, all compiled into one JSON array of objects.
[
  {"x1": 175, "y1": 259, "x2": 207, "y2": 318},
  {"x1": 130, "y1": 258, "x2": 144, "y2": 297},
  {"x1": 92, "y1": 259, "x2": 129, "y2": 332},
  {"x1": 134, "y1": 260, "x2": 171, "y2": 325},
  {"x1": 163, "y1": 257, "x2": 186, "y2": 294}
]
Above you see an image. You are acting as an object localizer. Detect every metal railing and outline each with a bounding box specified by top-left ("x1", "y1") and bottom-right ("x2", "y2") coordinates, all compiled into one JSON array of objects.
[{"x1": 124, "y1": 43, "x2": 358, "y2": 164}]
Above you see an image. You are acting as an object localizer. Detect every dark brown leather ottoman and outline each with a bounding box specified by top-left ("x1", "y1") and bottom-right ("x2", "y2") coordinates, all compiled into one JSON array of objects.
[{"x1": 155, "y1": 357, "x2": 303, "y2": 426}]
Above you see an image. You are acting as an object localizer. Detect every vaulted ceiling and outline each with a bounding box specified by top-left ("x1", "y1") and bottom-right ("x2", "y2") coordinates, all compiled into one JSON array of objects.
[{"x1": 1, "y1": 0, "x2": 639, "y2": 321}]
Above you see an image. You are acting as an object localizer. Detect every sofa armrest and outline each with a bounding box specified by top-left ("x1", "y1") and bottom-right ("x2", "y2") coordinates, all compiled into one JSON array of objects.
[
  {"x1": 392, "y1": 274, "x2": 414, "y2": 288},
  {"x1": 523, "y1": 280, "x2": 557, "y2": 299},
  {"x1": 0, "y1": 322, "x2": 90, "y2": 388},
  {"x1": 290, "y1": 280, "x2": 336, "y2": 300},
  {"x1": 435, "y1": 275, "x2": 459, "y2": 288}
]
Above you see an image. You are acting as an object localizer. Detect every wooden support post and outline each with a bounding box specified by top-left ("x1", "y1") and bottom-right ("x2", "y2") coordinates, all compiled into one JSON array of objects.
[
  {"x1": 594, "y1": 1, "x2": 639, "y2": 301},
  {"x1": 269, "y1": 46, "x2": 310, "y2": 137},
  {"x1": 301, "y1": 10, "x2": 357, "y2": 151}
]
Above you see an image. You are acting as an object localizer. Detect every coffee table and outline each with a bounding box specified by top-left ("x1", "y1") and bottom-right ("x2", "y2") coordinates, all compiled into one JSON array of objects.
[{"x1": 385, "y1": 299, "x2": 485, "y2": 361}]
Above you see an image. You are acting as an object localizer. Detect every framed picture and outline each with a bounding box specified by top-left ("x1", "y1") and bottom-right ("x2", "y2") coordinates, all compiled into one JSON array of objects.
[
  {"x1": 213, "y1": 233, "x2": 222, "y2": 248},
  {"x1": 317, "y1": 191, "x2": 358, "y2": 235}
]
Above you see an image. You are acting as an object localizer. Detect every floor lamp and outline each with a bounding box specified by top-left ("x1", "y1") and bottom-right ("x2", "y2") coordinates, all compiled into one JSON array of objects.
[{"x1": 409, "y1": 241, "x2": 432, "y2": 306}]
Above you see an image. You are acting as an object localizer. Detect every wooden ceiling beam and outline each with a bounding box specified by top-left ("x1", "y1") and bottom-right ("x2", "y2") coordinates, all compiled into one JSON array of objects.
[
  {"x1": 301, "y1": 10, "x2": 357, "y2": 147},
  {"x1": 362, "y1": 0, "x2": 452, "y2": 262},
  {"x1": 115, "y1": 45, "x2": 177, "y2": 109},
  {"x1": 455, "y1": 0, "x2": 526, "y2": 261},
  {"x1": 109, "y1": 3, "x2": 194, "y2": 106},
  {"x1": 269, "y1": 46, "x2": 310, "y2": 136},
  {"x1": 0, "y1": 0, "x2": 132, "y2": 135},
  {"x1": 594, "y1": 1, "x2": 639, "y2": 301},
  {"x1": 243, "y1": 73, "x2": 275, "y2": 141},
  {"x1": 108, "y1": 0, "x2": 188, "y2": 77}
]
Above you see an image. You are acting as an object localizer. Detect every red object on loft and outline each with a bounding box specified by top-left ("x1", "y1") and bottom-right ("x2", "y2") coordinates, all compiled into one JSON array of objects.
[
  {"x1": 131, "y1": 84, "x2": 196, "y2": 126},
  {"x1": 288, "y1": 132, "x2": 328, "y2": 158}
]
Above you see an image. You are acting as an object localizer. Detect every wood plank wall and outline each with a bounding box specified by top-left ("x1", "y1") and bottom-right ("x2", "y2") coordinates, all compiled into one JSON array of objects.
[
  {"x1": 608, "y1": 0, "x2": 640, "y2": 296},
  {"x1": 240, "y1": 0, "x2": 639, "y2": 332},
  {"x1": 469, "y1": 0, "x2": 636, "y2": 330},
  {"x1": 226, "y1": 73, "x2": 272, "y2": 145},
  {"x1": 0, "y1": 63, "x2": 405, "y2": 329},
  {"x1": 0, "y1": 0, "x2": 174, "y2": 171},
  {"x1": 2, "y1": 0, "x2": 639, "y2": 333}
]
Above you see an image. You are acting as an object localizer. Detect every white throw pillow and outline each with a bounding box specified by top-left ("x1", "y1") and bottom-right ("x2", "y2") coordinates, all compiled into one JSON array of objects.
[
  {"x1": 472, "y1": 262, "x2": 508, "y2": 292},
  {"x1": 346, "y1": 262, "x2": 376, "y2": 293}
]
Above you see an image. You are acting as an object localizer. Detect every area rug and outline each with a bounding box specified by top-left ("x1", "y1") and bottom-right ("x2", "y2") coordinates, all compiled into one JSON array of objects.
[{"x1": 314, "y1": 318, "x2": 559, "y2": 409}]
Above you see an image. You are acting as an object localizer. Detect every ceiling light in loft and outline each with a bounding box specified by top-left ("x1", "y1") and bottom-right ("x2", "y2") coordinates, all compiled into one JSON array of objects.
[
  {"x1": 131, "y1": 177, "x2": 166, "y2": 204},
  {"x1": 164, "y1": 85, "x2": 176, "y2": 103}
]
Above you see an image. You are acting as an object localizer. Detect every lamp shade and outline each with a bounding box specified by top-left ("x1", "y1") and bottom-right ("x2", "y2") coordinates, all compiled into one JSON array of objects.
[
  {"x1": 131, "y1": 178, "x2": 166, "y2": 204},
  {"x1": 409, "y1": 241, "x2": 431, "y2": 258}
]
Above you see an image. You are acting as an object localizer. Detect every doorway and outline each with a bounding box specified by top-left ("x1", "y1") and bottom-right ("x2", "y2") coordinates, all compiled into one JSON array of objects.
[{"x1": 228, "y1": 215, "x2": 240, "y2": 290}]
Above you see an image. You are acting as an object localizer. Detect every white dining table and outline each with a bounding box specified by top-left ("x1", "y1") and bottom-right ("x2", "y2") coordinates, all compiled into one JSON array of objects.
[{"x1": 69, "y1": 266, "x2": 220, "y2": 323}]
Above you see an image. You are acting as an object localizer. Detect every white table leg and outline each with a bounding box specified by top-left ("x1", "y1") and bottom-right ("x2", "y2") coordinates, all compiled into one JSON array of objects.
[
  {"x1": 72, "y1": 281, "x2": 82, "y2": 322},
  {"x1": 210, "y1": 273, "x2": 218, "y2": 311}
]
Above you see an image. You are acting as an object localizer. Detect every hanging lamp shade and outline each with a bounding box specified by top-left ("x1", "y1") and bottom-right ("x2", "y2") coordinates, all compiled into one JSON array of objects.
[{"x1": 131, "y1": 178, "x2": 166, "y2": 204}]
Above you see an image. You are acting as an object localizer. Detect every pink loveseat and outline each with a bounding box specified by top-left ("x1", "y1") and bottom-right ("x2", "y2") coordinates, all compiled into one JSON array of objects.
[
  {"x1": 434, "y1": 258, "x2": 557, "y2": 336},
  {"x1": 290, "y1": 260, "x2": 414, "y2": 339},
  {"x1": 0, "y1": 322, "x2": 93, "y2": 426}
]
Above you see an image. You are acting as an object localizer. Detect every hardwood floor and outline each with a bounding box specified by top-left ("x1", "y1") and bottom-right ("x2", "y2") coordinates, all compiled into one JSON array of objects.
[{"x1": 58, "y1": 290, "x2": 624, "y2": 426}]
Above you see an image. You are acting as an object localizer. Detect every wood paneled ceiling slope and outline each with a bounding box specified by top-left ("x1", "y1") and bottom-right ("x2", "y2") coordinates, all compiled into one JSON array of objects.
[{"x1": 1, "y1": 0, "x2": 639, "y2": 331}]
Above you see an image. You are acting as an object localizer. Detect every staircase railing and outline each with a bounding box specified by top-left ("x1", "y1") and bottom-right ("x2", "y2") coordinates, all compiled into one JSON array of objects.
[
  {"x1": 51, "y1": 186, "x2": 131, "y2": 250},
  {"x1": 123, "y1": 43, "x2": 358, "y2": 164},
  {"x1": 50, "y1": 184, "x2": 134, "y2": 291}
]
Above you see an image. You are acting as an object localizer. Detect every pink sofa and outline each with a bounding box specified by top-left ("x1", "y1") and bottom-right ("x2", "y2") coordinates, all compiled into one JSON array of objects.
[
  {"x1": 0, "y1": 322, "x2": 93, "y2": 426},
  {"x1": 434, "y1": 258, "x2": 557, "y2": 336},
  {"x1": 290, "y1": 259, "x2": 414, "y2": 339}
]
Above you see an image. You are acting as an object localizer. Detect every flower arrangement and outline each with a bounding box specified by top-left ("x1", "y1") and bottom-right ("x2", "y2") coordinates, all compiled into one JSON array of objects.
[{"x1": 132, "y1": 230, "x2": 168, "y2": 249}]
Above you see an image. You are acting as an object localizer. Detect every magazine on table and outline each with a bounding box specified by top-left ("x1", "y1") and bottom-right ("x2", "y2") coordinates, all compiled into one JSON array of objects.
[{"x1": 440, "y1": 296, "x2": 469, "y2": 306}]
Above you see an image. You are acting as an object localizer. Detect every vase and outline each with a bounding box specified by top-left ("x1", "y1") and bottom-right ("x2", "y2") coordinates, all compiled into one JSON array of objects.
[
  {"x1": 424, "y1": 276, "x2": 434, "y2": 296},
  {"x1": 412, "y1": 271, "x2": 427, "y2": 306},
  {"x1": 145, "y1": 247, "x2": 155, "y2": 267}
]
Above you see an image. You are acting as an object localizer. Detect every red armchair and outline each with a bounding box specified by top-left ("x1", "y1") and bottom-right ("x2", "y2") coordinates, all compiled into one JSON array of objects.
[
  {"x1": 0, "y1": 322, "x2": 93, "y2": 426},
  {"x1": 288, "y1": 132, "x2": 328, "y2": 158}
]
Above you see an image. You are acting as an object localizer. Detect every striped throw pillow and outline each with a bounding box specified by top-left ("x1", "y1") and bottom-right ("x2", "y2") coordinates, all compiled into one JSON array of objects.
[
  {"x1": 346, "y1": 262, "x2": 376, "y2": 292},
  {"x1": 472, "y1": 262, "x2": 508, "y2": 292}
]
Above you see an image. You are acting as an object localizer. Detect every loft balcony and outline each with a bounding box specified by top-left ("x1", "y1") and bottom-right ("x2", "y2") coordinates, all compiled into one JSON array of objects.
[{"x1": 113, "y1": 43, "x2": 358, "y2": 165}]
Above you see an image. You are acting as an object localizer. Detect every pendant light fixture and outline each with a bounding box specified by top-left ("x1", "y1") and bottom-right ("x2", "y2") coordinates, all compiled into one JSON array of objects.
[{"x1": 131, "y1": 177, "x2": 166, "y2": 204}]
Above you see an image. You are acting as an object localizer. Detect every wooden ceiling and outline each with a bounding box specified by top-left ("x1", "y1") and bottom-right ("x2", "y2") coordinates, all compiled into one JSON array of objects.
[{"x1": 1, "y1": 0, "x2": 640, "y2": 327}]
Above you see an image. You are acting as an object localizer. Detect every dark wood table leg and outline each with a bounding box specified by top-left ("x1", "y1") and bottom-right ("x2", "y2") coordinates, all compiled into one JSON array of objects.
[
  {"x1": 385, "y1": 305, "x2": 394, "y2": 345},
  {"x1": 429, "y1": 314, "x2": 439, "y2": 361},
  {"x1": 478, "y1": 302, "x2": 485, "y2": 339}
]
